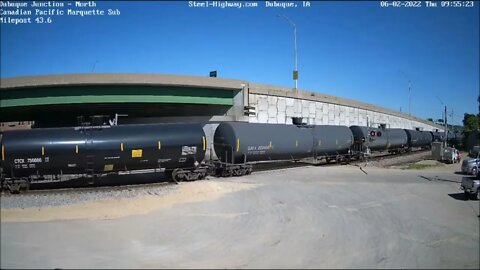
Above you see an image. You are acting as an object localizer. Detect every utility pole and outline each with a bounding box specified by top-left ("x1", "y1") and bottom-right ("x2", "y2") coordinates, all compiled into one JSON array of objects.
[
  {"x1": 444, "y1": 105, "x2": 447, "y2": 148},
  {"x1": 450, "y1": 108, "x2": 454, "y2": 128},
  {"x1": 91, "y1": 60, "x2": 99, "y2": 72},
  {"x1": 399, "y1": 71, "x2": 411, "y2": 116},
  {"x1": 408, "y1": 80, "x2": 411, "y2": 116},
  {"x1": 436, "y1": 96, "x2": 448, "y2": 148},
  {"x1": 277, "y1": 14, "x2": 298, "y2": 90}
]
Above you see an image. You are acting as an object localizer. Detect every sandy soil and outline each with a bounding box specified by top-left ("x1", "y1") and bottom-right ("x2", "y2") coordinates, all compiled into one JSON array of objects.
[{"x1": 0, "y1": 180, "x2": 259, "y2": 223}]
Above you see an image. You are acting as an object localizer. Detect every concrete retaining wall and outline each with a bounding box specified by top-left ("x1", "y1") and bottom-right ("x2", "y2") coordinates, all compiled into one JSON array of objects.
[{"x1": 248, "y1": 93, "x2": 442, "y2": 131}]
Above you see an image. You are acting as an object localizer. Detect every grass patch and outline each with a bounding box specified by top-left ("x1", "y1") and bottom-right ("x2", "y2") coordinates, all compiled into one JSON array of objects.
[{"x1": 403, "y1": 164, "x2": 437, "y2": 170}]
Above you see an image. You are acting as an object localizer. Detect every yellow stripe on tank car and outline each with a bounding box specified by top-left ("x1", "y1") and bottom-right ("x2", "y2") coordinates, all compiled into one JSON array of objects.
[
  {"x1": 236, "y1": 138, "x2": 240, "y2": 152},
  {"x1": 1, "y1": 145, "x2": 4, "y2": 161},
  {"x1": 75, "y1": 145, "x2": 79, "y2": 154},
  {"x1": 120, "y1": 143, "x2": 124, "y2": 152},
  {"x1": 42, "y1": 146, "x2": 45, "y2": 156},
  {"x1": 202, "y1": 136, "x2": 206, "y2": 151},
  {"x1": 295, "y1": 140, "x2": 298, "y2": 147},
  {"x1": 158, "y1": 141, "x2": 161, "y2": 150},
  {"x1": 269, "y1": 141, "x2": 272, "y2": 149}
]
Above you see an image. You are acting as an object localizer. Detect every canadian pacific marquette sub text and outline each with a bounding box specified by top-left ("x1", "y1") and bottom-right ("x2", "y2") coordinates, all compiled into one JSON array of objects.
[
  {"x1": 0, "y1": 1, "x2": 121, "y2": 24},
  {"x1": 1, "y1": 8, "x2": 106, "y2": 16}
]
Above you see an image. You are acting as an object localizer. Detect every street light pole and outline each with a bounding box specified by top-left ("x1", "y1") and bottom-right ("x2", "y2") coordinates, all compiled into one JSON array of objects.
[
  {"x1": 408, "y1": 80, "x2": 411, "y2": 116},
  {"x1": 277, "y1": 14, "x2": 298, "y2": 90},
  {"x1": 444, "y1": 105, "x2": 447, "y2": 148},
  {"x1": 436, "y1": 96, "x2": 448, "y2": 148}
]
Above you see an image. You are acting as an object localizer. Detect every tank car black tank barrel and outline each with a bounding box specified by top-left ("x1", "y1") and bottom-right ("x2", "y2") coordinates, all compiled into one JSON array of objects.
[
  {"x1": 1, "y1": 123, "x2": 206, "y2": 179},
  {"x1": 213, "y1": 122, "x2": 314, "y2": 164}
]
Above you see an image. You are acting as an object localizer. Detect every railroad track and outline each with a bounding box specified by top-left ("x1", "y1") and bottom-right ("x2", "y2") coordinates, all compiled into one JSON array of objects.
[
  {"x1": 1, "y1": 149, "x2": 430, "y2": 199},
  {"x1": 251, "y1": 149, "x2": 431, "y2": 173}
]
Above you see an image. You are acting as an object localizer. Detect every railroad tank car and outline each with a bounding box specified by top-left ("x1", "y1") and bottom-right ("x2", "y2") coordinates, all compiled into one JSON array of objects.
[
  {"x1": 421, "y1": 130, "x2": 433, "y2": 147},
  {"x1": 311, "y1": 125, "x2": 353, "y2": 158},
  {"x1": 349, "y1": 126, "x2": 388, "y2": 152},
  {"x1": 446, "y1": 131, "x2": 456, "y2": 141},
  {"x1": 213, "y1": 122, "x2": 314, "y2": 164},
  {"x1": 1, "y1": 123, "x2": 206, "y2": 181},
  {"x1": 404, "y1": 129, "x2": 432, "y2": 149},
  {"x1": 430, "y1": 131, "x2": 440, "y2": 142},
  {"x1": 384, "y1": 128, "x2": 408, "y2": 151}
]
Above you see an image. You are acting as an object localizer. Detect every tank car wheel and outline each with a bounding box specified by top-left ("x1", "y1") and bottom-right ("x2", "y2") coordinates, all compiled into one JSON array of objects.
[
  {"x1": 19, "y1": 178, "x2": 30, "y2": 192},
  {"x1": 7, "y1": 182, "x2": 21, "y2": 194},
  {"x1": 222, "y1": 169, "x2": 232, "y2": 177},
  {"x1": 186, "y1": 172, "x2": 198, "y2": 181},
  {"x1": 172, "y1": 169, "x2": 184, "y2": 182},
  {"x1": 246, "y1": 167, "x2": 253, "y2": 175}
]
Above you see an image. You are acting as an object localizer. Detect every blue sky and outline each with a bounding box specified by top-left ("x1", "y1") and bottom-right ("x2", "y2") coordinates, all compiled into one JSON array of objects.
[{"x1": 1, "y1": 1, "x2": 478, "y2": 125}]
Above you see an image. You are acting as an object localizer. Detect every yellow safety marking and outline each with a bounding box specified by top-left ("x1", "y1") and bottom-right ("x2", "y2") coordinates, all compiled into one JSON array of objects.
[
  {"x1": 336, "y1": 139, "x2": 338, "y2": 145},
  {"x1": 42, "y1": 146, "x2": 45, "y2": 156},
  {"x1": 131, "y1": 149, "x2": 143, "y2": 158},
  {"x1": 236, "y1": 138, "x2": 240, "y2": 152},
  {"x1": 104, "y1": 164, "x2": 114, "y2": 172},
  {"x1": 158, "y1": 141, "x2": 161, "y2": 150},
  {"x1": 1, "y1": 145, "x2": 4, "y2": 161},
  {"x1": 120, "y1": 143, "x2": 124, "y2": 152},
  {"x1": 75, "y1": 145, "x2": 79, "y2": 154},
  {"x1": 202, "y1": 136, "x2": 206, "y2": 151},
  {"x1": 269, "y1": 141, "x2": 272, "y2": 149},
  {"x1": 296, "y1": 140, "x2": 298, "y2": 147},
  {"x1": 318, "y1": 140, "x2": 322, "y2": 146}
]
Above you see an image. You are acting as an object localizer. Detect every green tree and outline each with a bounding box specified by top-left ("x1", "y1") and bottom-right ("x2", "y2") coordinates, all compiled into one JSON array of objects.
[{"x1": 463, "y1": 113, "x2": 480, "y2": 132}]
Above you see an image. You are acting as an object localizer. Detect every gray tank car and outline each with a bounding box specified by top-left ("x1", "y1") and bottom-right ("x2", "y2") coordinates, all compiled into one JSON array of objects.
[
  {"x1": 404, "y1": 129, "x2": 432, "y2": 149},
  {"x1": 385, "y1": 128, "x2": 408, "y2": 152},
  {"x1": 213, "y1": 122, "x2": 314, "y2": 164},
  {"x1": 349, "y1": 126, "x2": 388, "y2": 152},
  {"x1": 311, "y1": 125, "x2": 353, "y2": 161}
]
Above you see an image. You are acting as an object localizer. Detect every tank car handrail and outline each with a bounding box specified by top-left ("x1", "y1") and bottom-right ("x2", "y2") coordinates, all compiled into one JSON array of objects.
[
  {"x1": 212, "y1": 142, "x2": 236, "y2": 165},
  {"x1": 74, "y1": 125, "x2": 112, "y2": 131}
]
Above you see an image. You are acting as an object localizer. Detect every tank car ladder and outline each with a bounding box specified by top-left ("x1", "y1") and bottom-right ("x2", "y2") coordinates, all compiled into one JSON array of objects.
[{"x1": 85, "y1": 154, "x2": 96, "y2": 184}]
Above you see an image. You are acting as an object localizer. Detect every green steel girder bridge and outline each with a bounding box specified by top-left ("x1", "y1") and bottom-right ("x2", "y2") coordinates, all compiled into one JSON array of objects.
[
  {"x1": 1, "y1": 73, "x2": 444, "y2": 132},
  {"x1": 0, "y1": 74, "x2": 246, "y2": 127}
]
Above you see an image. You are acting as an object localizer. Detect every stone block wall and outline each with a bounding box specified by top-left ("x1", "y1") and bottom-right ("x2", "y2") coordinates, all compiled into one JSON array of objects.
[{"x1": 248, "y1": 93, "x2": 441, "y2": 132}]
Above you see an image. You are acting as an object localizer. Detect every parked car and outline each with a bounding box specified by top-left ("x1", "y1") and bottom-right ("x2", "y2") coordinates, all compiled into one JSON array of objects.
[
  {"x1": 462, "y1": 147, "x2": 480, "y2": 175},
  {"x1": 461, "y1": 171, "x2": 480, "y2": 200}
]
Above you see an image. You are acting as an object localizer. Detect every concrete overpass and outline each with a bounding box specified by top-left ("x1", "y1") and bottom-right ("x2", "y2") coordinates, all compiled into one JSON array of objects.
[{"x1": 0, "y1": 73, "x2": 444, "y2": 132}]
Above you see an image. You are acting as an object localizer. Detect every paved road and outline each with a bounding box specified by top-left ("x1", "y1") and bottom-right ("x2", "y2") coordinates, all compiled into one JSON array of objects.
[{"x1": 1, "y1": 165, "x2": 479, "y2": 269}]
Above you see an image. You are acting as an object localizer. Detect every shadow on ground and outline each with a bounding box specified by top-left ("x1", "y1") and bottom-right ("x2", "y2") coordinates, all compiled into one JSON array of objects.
[
  {"x1": 418, "y1": 175, "x2": 460, "y2": 183},
  {"x1": 448, "y1": 192, "x2": 470, "y2": 201}
]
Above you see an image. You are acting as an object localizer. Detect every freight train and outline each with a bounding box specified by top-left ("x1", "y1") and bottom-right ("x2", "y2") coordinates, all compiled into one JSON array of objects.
[{"x1": 0, "y1": 122, "x2": 435, "y2": 193}]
